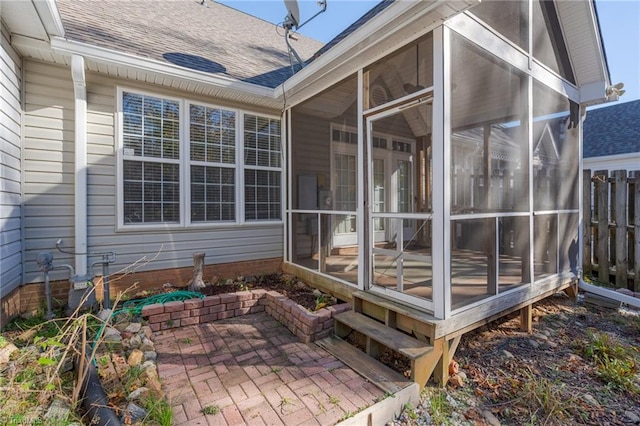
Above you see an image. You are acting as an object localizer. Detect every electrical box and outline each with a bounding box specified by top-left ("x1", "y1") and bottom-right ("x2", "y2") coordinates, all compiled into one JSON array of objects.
[
  {"x1": 298, "y1": 174, "x2": 318, "y2": 210},
  {"x1": 318, "y1": 190, "x2": 333, "y2": 210}
]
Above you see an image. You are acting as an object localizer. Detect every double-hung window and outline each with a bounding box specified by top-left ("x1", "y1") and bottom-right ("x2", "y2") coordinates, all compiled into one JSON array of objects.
[{"x1": 118, "y1": 89, "x2": 282, "y2": 228}]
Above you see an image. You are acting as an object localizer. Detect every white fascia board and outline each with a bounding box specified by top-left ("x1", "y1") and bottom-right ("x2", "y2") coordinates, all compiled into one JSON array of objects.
[
  {"x1": 583, "y1": 152, "x2": 640, "y2": 165},
  {"x1": 50, "y1": 37, "x2": 278, "y2": 103},
  {"x1": 585, "y1": 0, "x2": 611, "y2": 88},
  {"x1": 580, "y1": 80, "x2": 609, "y2": 106},
  {"x1": 277, "y1": 0, "x2": 478, "y2": 106},
  {"x1": 33, "y1": 0, "x2": 65, "y2": 37}
]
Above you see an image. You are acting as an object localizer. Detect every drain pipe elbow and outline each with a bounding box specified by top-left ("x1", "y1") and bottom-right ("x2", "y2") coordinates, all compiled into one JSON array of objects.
[{"x1": 578, "y1": 276, "x2": 640, "y2": 309}]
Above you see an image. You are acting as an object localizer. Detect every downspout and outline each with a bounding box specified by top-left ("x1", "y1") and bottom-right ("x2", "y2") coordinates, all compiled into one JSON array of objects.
[{"x1": 71, "y1": 55, "x2": 87, "y2": 277}]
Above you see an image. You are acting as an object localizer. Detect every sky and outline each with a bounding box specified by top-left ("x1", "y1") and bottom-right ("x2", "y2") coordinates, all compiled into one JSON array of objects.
[{"x1": 217, "y1": 0, "x2": 640, "y2": 104}]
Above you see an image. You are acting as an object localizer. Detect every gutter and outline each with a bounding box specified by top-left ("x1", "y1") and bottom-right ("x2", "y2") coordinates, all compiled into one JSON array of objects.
[
  {"x1": 71, "y1": 55, "x2": 88, "y2": 276},
  {"x1": 579, "y1": 279, "x2": 640, "y2": 309}
]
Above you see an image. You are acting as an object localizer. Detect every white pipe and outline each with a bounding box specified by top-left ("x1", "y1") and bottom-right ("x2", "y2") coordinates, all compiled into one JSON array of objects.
[
  {"x1": 71, "y1": 55, "x2": 87, "y2": 276},
  {"x1": 579, "y1": 279, "x2": 640, "y2": 309}
]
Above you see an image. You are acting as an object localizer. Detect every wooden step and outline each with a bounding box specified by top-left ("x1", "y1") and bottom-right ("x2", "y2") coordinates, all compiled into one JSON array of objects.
[
  {"x1": 316, "y1": 336, "x2": 411, "y2": 395},
  {"x1": 333, "y1": 310, "x2": 436, "y2": 389},
  {"x1": 334, "y1": 311, "x2": 432, "y2": 360}
]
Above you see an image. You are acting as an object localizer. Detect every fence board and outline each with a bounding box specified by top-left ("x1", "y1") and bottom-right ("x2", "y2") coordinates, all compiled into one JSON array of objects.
[
  {"x1": 634, "y1": 171, "x2": 640, "y2": 292},
  {"x1": 595, "y1": 170, "x2": 609, "y2": 284},
  {"x1": 614, "y1": 170, "x2": 628, "y2": 287},
  {"x1": 583, "y1": 170, "x2": 592, "y2": 277}
]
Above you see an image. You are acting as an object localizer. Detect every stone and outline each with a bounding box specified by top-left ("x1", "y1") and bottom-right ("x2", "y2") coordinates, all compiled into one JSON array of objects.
[
  {"x1": 502, "y1": 350, "x2": 514, "y2": 358},
  {"x1": 142, "y1": 361, "x2": 156, "y2": 371},
  {"x1": 624, "y1": 411, "x2": 640, "y2": 423},
  {"x1": 128, "y1": 334, "x2": 142, "y2": 349},
  {"x1": 581, "y1": 394, "x2": 599, "y2": 406},
  {"x1": 547, "y1": 340, "x2": 558, "y2": 348},
  {"x1": 143, "y1": 351, "x2": 157, "y2": 362},
  {"x1": 102, "y1": 327, "x2": 122, "y2": 343},
  {"x1": 140, "y1": 338, "x2": 155, "y2": 352},
  {"x1": 534, "y1": 333, "x2": 548, "y2": 341},
  {"x1": 127, "y1": 349, "x2": 144, "y2": 367},
  {"x1": 0, "y1": 342, "x2": 18, "y2": 364},
  {"x1": 128, "y1": 387, "x2": 149, "y2": 401},
  {"x1": 144, "y1": 368, "x2": 164, "y2": 396},
  {"x1": 122, "y1": 402, "x2": 147, "y2": 423},
  {"x1": 45, "y1": 398, "x2": 71, "y2": 420},
  {"x1": 98, "y1": 309, "x2": 113, "y2": 322},
  {"x1": 140, "y1": 326, "x2": 154, "y2": 340},
  {"x1": 448, "y1": 374, "x2": 465, "y2": 388},
  {"x1": 458, "y1": 370, "x2": 468, "y2": 380},
  {"x1": 528, "y1": 339, "x2": 540, "y2": 349},
  {"x1": 125, "y1": 322, "x2": 142, "y2": 333},
  {"x1": 482, "y1": 410, "x2": 501, "y2": 426}
]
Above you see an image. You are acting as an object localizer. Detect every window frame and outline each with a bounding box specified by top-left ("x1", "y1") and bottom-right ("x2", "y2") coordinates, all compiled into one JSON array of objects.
[{"x1": 116, "y1": 87, "x2": 283, "y2": 230}]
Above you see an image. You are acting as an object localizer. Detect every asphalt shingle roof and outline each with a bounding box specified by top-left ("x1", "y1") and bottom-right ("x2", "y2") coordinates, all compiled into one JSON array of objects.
[
  {"x1": 56, "y1": 0, "x2": 324, "y2": 88},
  {"x1": 583, "y1": 100, "x2": 640, "y2": 158}
]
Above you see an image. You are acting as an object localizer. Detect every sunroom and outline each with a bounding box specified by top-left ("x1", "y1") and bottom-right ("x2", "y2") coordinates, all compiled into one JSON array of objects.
[{"x1": 280, "y1": 0, "x2": 608, "y2": 384}]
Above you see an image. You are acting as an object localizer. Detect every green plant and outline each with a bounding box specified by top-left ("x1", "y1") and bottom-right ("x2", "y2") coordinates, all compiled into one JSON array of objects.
[
  {"x1": 584, "y1": 331, "x2": 639, "y2": 393},
  {"x1": 271, "y1": 367, "x2": 282, "y2": 374},
  {"x1": 280, "y1": 397, "x2": 294, "y2": 407},
  {"x1": 165, "y1": 319, "x2": 174, "y2": 327},
  {"x1": 313, "y1": 294, "x2": 331, "y2": 311},
  {"x1": 202, "y1": 405, "x2": 220, "y2": 415},
  {"x1": 427, "y1": 389, "x2": 453, "y2": 425},
  {"x1": 341, "y1": 411, "x2": 354, "y2": 420},
  {"x1": 98, "y1": 355, "x2": 110, "y2": 366},
  {"x1": 179, "y1": 337, "x2": 193, "y2": 345},
  {"x1": 328, "y1": 395, "x2": 340, "y2": 405}
]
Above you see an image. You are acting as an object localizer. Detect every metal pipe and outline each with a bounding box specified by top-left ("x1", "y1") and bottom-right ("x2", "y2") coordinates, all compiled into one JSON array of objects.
[
  {"x1": 579, "y1": 279, "x2": 640, "y2": 309},
  {"x1": 102, "y1": 255, "x2": 111, "y2": 310}
]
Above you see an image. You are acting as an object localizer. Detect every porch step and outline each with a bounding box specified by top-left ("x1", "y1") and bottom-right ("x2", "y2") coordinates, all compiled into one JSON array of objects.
[
  {"x1": 352, "y1": 291, "x2": 437, "y2": 343},
  {"x1": 316, "y1": 336, "x2": 411, "y2": 395},
  {"x1": 333, "y1": 310, "x2": 435, "y2": 388}
]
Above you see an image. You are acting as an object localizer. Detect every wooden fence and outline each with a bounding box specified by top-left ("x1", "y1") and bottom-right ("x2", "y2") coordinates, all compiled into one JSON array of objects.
[{"x1": 583, "y1": 169, "x2": 640, "y2": 291}]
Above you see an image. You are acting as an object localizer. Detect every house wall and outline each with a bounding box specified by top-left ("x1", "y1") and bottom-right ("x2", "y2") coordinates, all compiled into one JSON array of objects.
[
  {"x1": 0, "y1": 21, "x2": 23, "y2": 298},
  {"x1": 22, "y1": 59, "x2": 284, "y2": 285},
  {"x1": 583, "y1": 153, "x2": 640, "y2": 173}
]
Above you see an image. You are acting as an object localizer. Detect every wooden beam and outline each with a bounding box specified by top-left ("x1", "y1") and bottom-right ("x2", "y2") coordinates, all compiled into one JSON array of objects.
[
  {"x1": 583, "y1": 169, "x2": 593, "y2": 278},
  {"x1": 282, "y1": 262, "x2": 355, "y2": 302},
  {"x1": 614, "y1": 170, "x2": 628, "y2": 288},
  {"x1": 634, "y1": 171, "x2": 640, "y2": 292},
  {"x1": 519, "y1": 304, "x2": 532, "y2": 333},
  {"x1": 595, "y1": 170, "x2": 609, "y2": 284}
]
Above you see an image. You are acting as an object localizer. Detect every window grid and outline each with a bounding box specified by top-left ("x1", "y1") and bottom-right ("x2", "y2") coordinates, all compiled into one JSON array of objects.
[
  {"x1": 244, "y1": 114, "x2": 282, "y2": 221},
  {"x1": 121, "y1": 91, "x2": 181, "y2": 224}
]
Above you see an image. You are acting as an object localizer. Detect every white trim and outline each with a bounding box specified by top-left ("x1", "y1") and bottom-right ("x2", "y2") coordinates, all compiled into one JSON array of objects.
[
  {"x1": 33, "y1": 0, "x2": 66, "y2": 37},
  {"x1": 50, "y1": 37, "x2": 275, "y2": 99},
  {"x1": 434, "y1": 25, "x2": 447, "y2": 320},
  {"x1": 357, "y1": 69, "x2": 365, "y2": 290},
  {"x1": 71, "y1": 55, "x2": 87, "y2": 276}
]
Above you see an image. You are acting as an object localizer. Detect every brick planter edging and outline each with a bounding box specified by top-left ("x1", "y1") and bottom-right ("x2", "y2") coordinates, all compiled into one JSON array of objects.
[{"x1": 141, "y1": 289, "x2": 351, "y2": 343}]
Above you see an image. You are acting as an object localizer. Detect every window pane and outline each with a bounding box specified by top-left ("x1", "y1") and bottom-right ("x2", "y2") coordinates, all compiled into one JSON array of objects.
[
  {"x1": 189, "y1": 104, "x2": 236, "y2": 165},
  {"x1": 244, "y1": 114, "x2": 281, "y2": 167},
  {"x1": 469, "y1": 0, "x2": 528, "y2": 50},
  {"x1": 123, "y1": 159, "x2": 180, "y2": 224},
  {"x1": 364, "y1": 32, "x2": 433, "y2": 106},
  {"x1": 190, "y1": 165, "x2": 235, "y2": 222},
  {"x1": 450, "y1": 32, "x2": 529, "y2": 213},
  {"x1": 244, "y1": 169, "x2": 281, "y2": 221}
]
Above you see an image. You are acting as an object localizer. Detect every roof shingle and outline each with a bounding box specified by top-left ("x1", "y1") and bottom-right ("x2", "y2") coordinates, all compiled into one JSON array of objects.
[
  {"x1": 56, "y1": 0, "x2": 324, "y2": 88},
  {"x1": 583, "y1": 100, "x2": 640, "y2": 158}
]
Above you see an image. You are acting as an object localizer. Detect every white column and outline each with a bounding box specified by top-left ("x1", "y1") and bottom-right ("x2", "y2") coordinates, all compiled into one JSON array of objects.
[{"x1": 71, "y1": 55, "x2": 87, "y2": 276}]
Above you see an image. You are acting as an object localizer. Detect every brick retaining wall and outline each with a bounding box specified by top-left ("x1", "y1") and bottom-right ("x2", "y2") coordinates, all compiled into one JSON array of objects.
[{"x1": 142, "y1": 289, "x2": 351, "y2": 343}]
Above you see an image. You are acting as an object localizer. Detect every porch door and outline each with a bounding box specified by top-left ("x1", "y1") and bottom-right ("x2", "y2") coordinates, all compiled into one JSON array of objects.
[
  {"x1": 332, "y1": 150, "x2": 357, "y2": 247},
  {"x1": 365, "y1": 98, "x2": 434, "y2": 311}
]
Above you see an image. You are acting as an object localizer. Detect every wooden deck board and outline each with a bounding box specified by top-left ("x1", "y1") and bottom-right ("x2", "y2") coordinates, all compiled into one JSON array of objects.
[{"x1": 316, "y1": 336, "x2": 411, "y2": 395}]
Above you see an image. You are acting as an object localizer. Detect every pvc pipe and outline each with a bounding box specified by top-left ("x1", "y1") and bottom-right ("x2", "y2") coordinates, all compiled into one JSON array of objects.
[
  {"x1": 71, "y1": 55, "x2": 88, "y2": 277},
  {"x1": 78, "y1": 349, "x2": 122, "y2": 425},
  {"x1": 579, "y1": 279, "x2": 640, "y2": 309}
]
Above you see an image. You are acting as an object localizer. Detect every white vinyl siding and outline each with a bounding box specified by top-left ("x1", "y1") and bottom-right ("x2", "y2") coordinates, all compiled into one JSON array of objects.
[
  {"x1": 22, "y1": 60, "x2": 283, "y2": 283},
  {"x1": 1, "y1": 23, "x2": 23, "y2": 294}
]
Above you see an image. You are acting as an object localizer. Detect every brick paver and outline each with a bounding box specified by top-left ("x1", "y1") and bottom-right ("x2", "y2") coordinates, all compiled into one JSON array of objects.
[{"x1": 155, "y1": 312, "x2": 384, "y2": 425}]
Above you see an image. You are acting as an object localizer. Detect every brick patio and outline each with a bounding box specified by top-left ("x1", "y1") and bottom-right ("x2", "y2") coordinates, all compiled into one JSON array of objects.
[{"x1": 155, "y1": 312, "x2": 385, "y2": 425}]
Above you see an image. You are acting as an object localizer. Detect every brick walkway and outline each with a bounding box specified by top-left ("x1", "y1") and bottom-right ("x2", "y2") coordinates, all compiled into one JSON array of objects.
[{"x1": 155, "y1": 312, "x2": 385, "y2": 425}]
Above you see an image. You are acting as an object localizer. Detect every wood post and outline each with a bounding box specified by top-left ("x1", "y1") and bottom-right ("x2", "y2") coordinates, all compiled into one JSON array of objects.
[
  {"x1": 634, "y1": 171, "x2": 640, "y2": 292},
  {"x1": 614, "y1": 170, "x2": 628, "y2": 288},
  {"x1": 519, "y1": 304, "x2": 532, "y2": 333},
  {"x1": 188, "y1": 252, "x2": 206, "y2": 292},
  {"x1": 583, "y1": 170, "x2": 593, "y2": 278},
  {"x1": 595, "y1": 170, "x2": 609, "y2": 283}
]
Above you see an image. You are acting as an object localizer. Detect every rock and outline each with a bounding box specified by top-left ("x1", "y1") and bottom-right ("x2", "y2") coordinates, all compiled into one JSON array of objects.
[
  {"x1": 482, "y1": 410, "x2": 501, "y2": 426},
  {"x1": 534, "y1": 333, "x2": 548, "y2": 340},
  {"x1": 45, "y1": 398, "x2": 71, "y2": 420},
  {"x1": 547, "y1": 340, "x2": 558, "y2": 349},
  {"x1": 143, "y1": 351, "x2": 157, "y2": 362},
  {"x1": 141, "y1": 326, "x2": 154, "y2": 340},
  {"x1": 129, "y1": 334, "x2": 142, "y2": 349},
  {"x1": 128, "y1": 387, "x2": 149, "y2": 401},
  {"x1": 624, "y1": 411, "x2": 640, "y2": 423},
  {"x1": 448, "y1": 374, "x2": 465, "y2": 388},
  {"x1": 122, "y1": 402, "x2": 147, "y2": 423},
  {"x1": 236, "y1": 275, "x2": 245, "y2": 282},
  {"x1": 142, "y1": 360, "x2": 157, "y2": 371},
  {"x1": 127, "y1": 349, "x2": 144, "y2": 367},
  {"x1": 446, "y1": 395, "x2": 459, "y2": 408},
  {"x1": 581, "y1": 394, "x2": 599, "y2": 406},
  {"x1": 140, "y1": 338, "x2": 155, "y2": 352},
  {"x1": 98, "y1": 309, "x2": 113, "y2": 322},
  {"x1": 102, "y1": 327, "x2": 122, "y2": 343},
  {"x1": 458, "y1": 370, "x2": 467, "y2": 380},
  {"x1": 528, "y1": 339, "x2": 540, "y2": 349},
  {"x1": 449, "y1": 359, "x2": 459, "y2": 375},
  {"x1": 125, "y1": 322, "x2": 142, "y2": 333},
  {"x1": 225, "y1": 278, "x2": 234, "y2": 285},
  {"x1": 0, "y1": 342, "x2": 18, "y2": 364},
  {"x1": 162, "y1": 282, "x2": 174, "y2": 289},
  {"x1": 312, "y1": 289, "x2": 323, "y2": 297},
  {"x1": 502, "y1": 350, "x2": 514, "y2": 358},
  {"x1": 144, "y1": 368, "x2": 164, "y2": 396}
]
